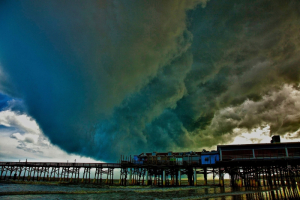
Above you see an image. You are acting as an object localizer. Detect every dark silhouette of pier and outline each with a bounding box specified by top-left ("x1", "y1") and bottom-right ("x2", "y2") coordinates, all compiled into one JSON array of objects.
[{"x1": 1, "y1": 157, "x2": 300, "y2": 188}]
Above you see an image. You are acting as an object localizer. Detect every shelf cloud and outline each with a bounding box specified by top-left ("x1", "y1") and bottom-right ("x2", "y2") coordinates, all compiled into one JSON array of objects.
[{"x1": 0, "y1": 0, "x2": 300, "y2": 161}]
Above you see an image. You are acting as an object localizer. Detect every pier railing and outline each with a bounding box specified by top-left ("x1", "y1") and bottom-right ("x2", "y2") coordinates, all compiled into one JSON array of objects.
[{"x1": 0, "y1": 162, "x2": 121, "y2": 168}]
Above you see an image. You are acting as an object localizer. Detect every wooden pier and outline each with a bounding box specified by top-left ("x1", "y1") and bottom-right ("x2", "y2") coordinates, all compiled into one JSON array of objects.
[
  {"x1": 1, "y1": 158, "x2": 300, "y2": 188},
  {"x1": 0, "y1": 162, "x2": 119, "y2": 184}
]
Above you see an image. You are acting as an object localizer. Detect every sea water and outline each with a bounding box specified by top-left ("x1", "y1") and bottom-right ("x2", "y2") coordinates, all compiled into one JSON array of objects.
[{"x1": 0, "y1": 181, "x2": 299, "y2": 199}]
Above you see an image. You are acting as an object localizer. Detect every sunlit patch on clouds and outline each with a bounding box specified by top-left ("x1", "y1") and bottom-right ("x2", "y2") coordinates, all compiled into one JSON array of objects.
[
  {"x1": 201, "y1": 84, "x2": 300, "y2": 147},
  {"x1": 0, "y1": 107, "x2": 99, "y2": 162},
  {"x1": 0, "y1": 110, "x2": 40, "y2": 134},
  {"x1": 230, "y1": 126, "x2": 300, "y2": 145}
]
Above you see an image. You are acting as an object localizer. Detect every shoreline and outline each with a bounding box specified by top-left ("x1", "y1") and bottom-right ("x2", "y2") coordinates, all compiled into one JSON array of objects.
[
  {"x1": 0, "y1": 187, "x2": 278, "y2": 200},
  {"x1": 0, "y1": 179, "x2": 226, "y2": 188},
  {"x1": 0, "y1": 180, "x2": 290, "y2": 199}
]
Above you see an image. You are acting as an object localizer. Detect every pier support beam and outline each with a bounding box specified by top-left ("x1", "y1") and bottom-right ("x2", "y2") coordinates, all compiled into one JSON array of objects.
[
  {"x1": 219, "y1": 168, "x2": 224, "y2": 187},
  {"x1": 145, "y1": 169, "x2": 149, "y2": 185},
  {"x1": 194, "y1": 168, "x2": 197, "y2": 186},
  {"x1": 188, "y1": 168, "x2": 193, "y2": 186},
  {"x1": 163, "y1": 170, "x2": 166, "y2": 186},
  {"x1": 178, "y1": 170, "x2": 181, "y2": 186},
  {"x1": 204, "y1": 167, "x2": 207, "y2": 185},
  {"x1": 129, "y1": 168, "x2": 132, "y2": 185}
]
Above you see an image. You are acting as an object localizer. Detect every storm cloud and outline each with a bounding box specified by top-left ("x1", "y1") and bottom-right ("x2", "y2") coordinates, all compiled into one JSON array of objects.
[{"x1": 0, "y1": 0, "x2": 300, "y2": 161}]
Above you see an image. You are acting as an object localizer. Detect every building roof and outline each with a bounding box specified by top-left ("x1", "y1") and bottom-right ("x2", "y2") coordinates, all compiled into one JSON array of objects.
[{"x1": 217, "y1": 142, "x2": 300, "y2": 151}]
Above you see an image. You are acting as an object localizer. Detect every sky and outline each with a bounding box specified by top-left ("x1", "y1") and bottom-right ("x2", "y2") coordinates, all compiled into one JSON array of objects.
[{"x1": 0, "y1": 0, "x2": 300, "y2": 163}]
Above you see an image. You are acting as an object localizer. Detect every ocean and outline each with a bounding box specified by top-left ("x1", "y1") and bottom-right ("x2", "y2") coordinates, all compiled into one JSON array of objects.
[{"x1": 0, "y1": 180, "x2": 299, "y2": 199}]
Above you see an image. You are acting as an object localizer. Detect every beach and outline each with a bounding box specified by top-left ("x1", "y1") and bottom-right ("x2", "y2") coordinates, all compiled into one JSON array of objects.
[{"x1": 1, "y1": 179, "x2": 297, "y2": 199}]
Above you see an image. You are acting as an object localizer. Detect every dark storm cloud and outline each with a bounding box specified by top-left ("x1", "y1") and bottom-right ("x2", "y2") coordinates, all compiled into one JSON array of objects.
[
  {"x1": 171, "y1": 0, "x2": 300, "y2": 148},
  {"x1": 90, "y1": 53, "x2": 195, "y2": 160},
  {"x1": 172, "y1": 0, "x2": 300, "y2": 147},
  {"x1": 0, "y1": 0, "x2": 208, "y2": 161},
  {"x1": 0, "y1": 0, "x2": 300, "y2": 161}
]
